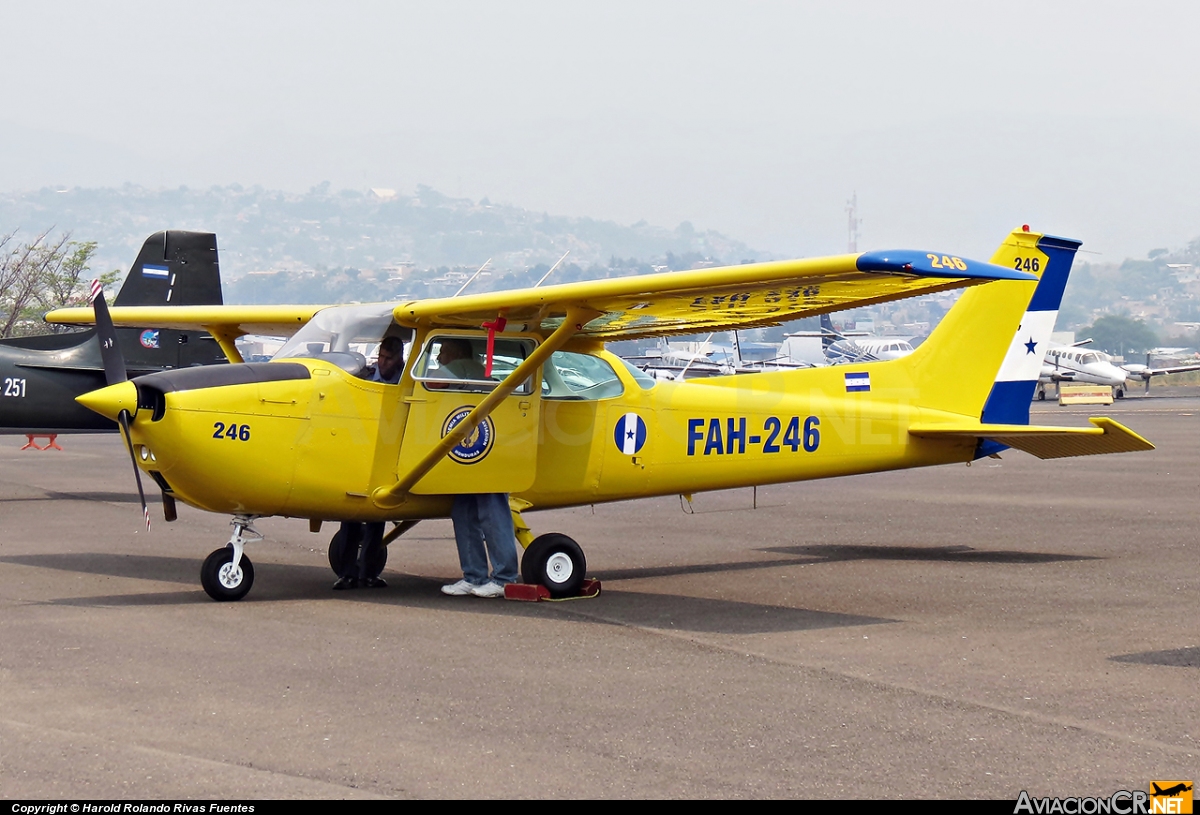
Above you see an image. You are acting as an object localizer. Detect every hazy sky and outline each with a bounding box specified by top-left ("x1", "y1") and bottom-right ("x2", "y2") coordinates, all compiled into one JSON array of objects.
[{"x1": 3, "y1": 1, "x2": 1198, "y2": 261}]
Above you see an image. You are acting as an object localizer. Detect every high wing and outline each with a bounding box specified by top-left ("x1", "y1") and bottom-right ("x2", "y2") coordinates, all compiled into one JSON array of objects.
[
  {"x1": 45, "y1": 304, "x2": 324, "y2": 361},
  {"x1": 45, "y1": 304, "x2": 322, "y2": 336},
  {"x1": 394, "y1": 250, "x2": 1035, "y2": 340},
  {"x1": 46, "y1": 249, "x2": 1033, "y2": 349}
]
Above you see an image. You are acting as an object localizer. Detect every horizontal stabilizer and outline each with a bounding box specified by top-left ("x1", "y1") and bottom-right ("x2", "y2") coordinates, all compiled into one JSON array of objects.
[{"x1": 909, "y1": 417, "x2": 1154, "y2": 459}]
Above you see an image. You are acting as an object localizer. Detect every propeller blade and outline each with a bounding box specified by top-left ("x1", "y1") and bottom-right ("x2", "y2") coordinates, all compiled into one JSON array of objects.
[
  {"x1": 117, "y1": 409, "x2": 151, "y2": 531},
  {"x1": 93, "y1": 284, "x2": 153, "y2": 529},
  {"x1": 91, "y1": 286, "x2": 127, "y2": 387}
]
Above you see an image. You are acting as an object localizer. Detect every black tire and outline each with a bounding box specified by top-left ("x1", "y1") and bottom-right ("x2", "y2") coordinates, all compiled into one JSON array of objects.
[
  {"x1": 1115, "y1": 387, "x2": 1125, "y2": 399},
  {"x1": 200, "y1": 546, "x2": 255, "y2": 602},
  {"x1": 328, "y1": 525, "x2": 387, "y2": 577},
  {"x1": 1036, "y1": 386, "x2": 1046, "y2": 401},
  {"x1": 520, "y1": 533, "x2": 586, "y2": 598}
]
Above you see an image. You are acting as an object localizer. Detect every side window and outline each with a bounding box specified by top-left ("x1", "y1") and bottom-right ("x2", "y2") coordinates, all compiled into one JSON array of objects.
[
  {"x1": 542, "y1": 351, "x2": 625, "y2": 400},
  {"x1": 412, "y1": 335, "x2": 534, "y2": 395}
]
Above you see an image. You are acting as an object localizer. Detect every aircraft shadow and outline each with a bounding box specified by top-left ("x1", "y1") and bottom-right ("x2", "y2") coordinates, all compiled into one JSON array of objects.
[
  {"x1": 1110, "y1": 646, "x2": 1200, "y2": 669},
  {"x1": 596, "y1": 543, "x2": 1095, "y2": 582},
  {"x1": 2, "y1": 552, "x2": 201, "y2": 584},
  {"x1": 5, "y1": 552, "x2": 892, "y2": 633},
  {"x1": 0, "y1": 490, "x2": 143, "y2": 504},
  {"x1": 573, "y1": 590, "x2": 894, "y2": 634},
  {"x1": 760, "y1": 543, "x2": 1099, "y2": 564}
]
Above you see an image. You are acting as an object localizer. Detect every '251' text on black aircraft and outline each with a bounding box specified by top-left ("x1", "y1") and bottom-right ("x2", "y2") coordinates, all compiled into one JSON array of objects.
[{"x1": 0, "y1": 231, "x2": 226, "y2": 436}]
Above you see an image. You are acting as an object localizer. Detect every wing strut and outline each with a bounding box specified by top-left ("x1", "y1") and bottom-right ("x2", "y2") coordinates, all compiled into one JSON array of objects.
[{"x1": 371, "y1": 305, "x2": 599, "y2": 509}]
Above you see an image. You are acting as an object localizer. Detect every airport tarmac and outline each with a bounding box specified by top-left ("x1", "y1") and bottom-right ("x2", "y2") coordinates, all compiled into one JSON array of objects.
[{"x1": 0, "y1": 396, "x2": 1196, "y2": 799}]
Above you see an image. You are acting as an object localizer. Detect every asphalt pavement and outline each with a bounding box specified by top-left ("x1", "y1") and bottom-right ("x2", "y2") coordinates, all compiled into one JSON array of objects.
[{"x1": 0, "y1": 395, "x2": 1196, "y2": 798}]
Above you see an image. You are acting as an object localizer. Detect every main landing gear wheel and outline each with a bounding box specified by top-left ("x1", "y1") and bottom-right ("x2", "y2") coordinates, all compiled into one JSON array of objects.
[
  {"x1": 201, "y1": 546, "x2": 255, "y2": 602},
  {"x1": 327, "y1": 527, "x2": 388, "y2": 578},
  {"x1": 521, "y1": 533, "x2": 586, "y2": 598}
]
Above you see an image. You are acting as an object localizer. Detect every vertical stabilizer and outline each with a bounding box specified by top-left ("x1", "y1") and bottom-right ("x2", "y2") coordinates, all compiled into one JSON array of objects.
[
  {"x1": 905, "y1": 228, "x2": 1079, "y2": 421},
  {"x1": 113, "y1": 231, "x2": 223, "y2": 307},
  {"x1": 978, "y1": 233, "x2": 1080, "y2": 425}
]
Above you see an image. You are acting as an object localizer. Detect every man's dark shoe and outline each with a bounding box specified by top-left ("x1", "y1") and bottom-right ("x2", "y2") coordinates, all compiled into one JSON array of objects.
[
  {"x1": 362, "y1": 577, "x2": 387, "y2": 588},
  {"x1": 332, "y1": 576, "x2": 358, "y2": 590}
]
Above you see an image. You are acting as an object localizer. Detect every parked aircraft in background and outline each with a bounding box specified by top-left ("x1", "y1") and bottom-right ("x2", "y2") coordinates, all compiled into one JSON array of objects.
[
  {"x1": 1037, "y1": 340, "x2": 1200, "y2": 398},
  {"x1": 0, "y1": 232, "x2": 227, "y2": 439}
]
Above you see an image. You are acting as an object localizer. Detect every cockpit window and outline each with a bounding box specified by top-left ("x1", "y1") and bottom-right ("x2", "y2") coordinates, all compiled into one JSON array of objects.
[
  {"x1": 542, "y1": 352, "x2": 624, "y2": 400},
  {"x1": 412, "y1": 335, "x2": 534, "y2": 395}
]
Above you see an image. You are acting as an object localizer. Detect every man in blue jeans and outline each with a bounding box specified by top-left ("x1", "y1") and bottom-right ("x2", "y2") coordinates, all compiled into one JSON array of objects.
[
  {"x1": 441, "y1": 493, "x2": 519, "y2": 598},
  {"x1": 332, "y1": 335, "x2": 405, "y2": 591}
]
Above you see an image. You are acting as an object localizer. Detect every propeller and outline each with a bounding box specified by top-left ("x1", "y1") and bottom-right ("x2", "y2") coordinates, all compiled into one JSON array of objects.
[{"x1": 92, "y1": 284, "x2": 151, "y2": 531}]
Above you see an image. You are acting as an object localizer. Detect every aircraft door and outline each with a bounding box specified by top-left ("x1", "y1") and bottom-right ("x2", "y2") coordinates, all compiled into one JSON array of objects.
[{"x1": 397, "y1": 333, "x2": 541, "y2": 494}]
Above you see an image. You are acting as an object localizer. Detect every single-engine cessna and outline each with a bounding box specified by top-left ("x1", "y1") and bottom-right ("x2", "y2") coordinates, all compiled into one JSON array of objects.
[
  {"x1": 0, "y1": 231, "x2": 226, "y2": 438},
  {"x1": 52, "y1": 226, "x2": 1153, "y2": 601}
]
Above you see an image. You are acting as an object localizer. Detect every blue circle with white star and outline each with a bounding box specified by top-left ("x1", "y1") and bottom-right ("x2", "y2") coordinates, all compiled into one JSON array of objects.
[
  {"x1": 442, "y1": 407, "x2": 495, "y2": 464},
  {"x1": 614, "y1": 412, "x2": 647, "y2": 455}
]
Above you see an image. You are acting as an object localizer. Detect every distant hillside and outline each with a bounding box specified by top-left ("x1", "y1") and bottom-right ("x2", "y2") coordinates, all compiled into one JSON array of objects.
[{"x1": 0, "y1": 184, "x2": 760, "y2": 278}]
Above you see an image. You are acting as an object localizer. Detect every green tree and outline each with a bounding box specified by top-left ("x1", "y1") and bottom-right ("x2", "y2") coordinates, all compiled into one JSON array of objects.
[
  {"x1": 0, "y1": 230, "x2": 110, "y2": 337},
  {"x1": 1081, "y1": 315, "x2": 1159, "y2": 356}
]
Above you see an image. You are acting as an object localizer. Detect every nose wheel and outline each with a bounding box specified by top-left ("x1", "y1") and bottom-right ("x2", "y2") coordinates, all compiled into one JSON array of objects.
[
  {"x1": 201, "y1": 547, "x2": 255, "y2": 601},
  {"x1": 200, "y1": 516, "x2": 261, "y2": 601},
  {"x1": 520, "y1": 533, "x2": 587, "y2": 598}
]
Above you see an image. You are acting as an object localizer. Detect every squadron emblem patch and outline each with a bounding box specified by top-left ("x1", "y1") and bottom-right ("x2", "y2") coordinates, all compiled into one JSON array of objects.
[{"x1": 442, "y1": 407, "x2": 495, "y2": 464}]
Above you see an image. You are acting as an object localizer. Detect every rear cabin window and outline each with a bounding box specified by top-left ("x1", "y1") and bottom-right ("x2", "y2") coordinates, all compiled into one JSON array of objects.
[{"x1": 542, "y1": 352, "x2": 625, "y2": 400}]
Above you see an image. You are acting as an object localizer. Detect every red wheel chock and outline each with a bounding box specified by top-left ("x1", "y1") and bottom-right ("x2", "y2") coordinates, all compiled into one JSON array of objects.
[
  {"x1": 504, "y1": 578, "x2": 602, "y2": 602},
  {"x1": 21, "y1": 434, "x2": 62, "y2": 451}
]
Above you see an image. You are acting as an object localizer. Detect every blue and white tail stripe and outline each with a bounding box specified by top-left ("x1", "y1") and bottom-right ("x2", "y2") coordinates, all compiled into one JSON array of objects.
[{"x1": 979, "y1": 234, "x2": 1081, "y2": 430}]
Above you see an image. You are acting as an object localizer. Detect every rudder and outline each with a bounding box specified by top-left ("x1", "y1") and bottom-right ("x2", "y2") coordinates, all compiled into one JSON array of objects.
[
  {"x1": 113, "y1": 231, "x2": 223, "y2": 307},
  {"x1": 903, "y1": 227, "x2": 1080, "y2": 421}
]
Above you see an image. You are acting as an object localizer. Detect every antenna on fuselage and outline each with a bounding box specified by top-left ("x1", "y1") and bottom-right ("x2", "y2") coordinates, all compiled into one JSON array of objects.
[
  {"x1": 534, "y1": 250, "x2": 571, "y2": 288},
  {"x1": 452, "y1": 259, "x2": 492, "y2": 297}
]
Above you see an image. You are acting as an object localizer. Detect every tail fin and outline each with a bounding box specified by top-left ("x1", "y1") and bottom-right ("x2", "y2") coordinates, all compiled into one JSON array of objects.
[
  {"x1": 905, "y1": 227, "x2": 1080, "y2": 421},
  {"x1": 819, "y1": 313, "x2": 838, "y2": 352},
  {"x1": 113, "y1": 231, "x2": 223, "y2": 307}
]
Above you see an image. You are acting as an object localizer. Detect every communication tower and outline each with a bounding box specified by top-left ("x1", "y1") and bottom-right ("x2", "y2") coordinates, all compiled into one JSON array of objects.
[{"x1": 846, "y1": 192, "x2": 861, "y2": 253}]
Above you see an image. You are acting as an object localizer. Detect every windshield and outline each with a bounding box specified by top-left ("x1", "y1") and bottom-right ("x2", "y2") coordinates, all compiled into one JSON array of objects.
[{"x1": 272, "y1": 304, "x2": 399, "y2": 371}]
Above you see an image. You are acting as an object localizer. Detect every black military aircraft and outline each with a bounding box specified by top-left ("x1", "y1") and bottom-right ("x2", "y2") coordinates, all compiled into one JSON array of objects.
[{"x1": 0, "y1": 231, "x2": 226, "y2": 437}]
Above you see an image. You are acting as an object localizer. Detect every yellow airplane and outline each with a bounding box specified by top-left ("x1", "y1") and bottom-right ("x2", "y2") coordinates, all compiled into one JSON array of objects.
[{"x1": 51, "y1": 226, "x2": 1153, "y2": 601}]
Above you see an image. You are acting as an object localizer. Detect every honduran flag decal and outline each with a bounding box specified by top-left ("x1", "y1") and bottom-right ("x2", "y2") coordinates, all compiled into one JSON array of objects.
[
  {"x1": 844, "y1": 372, "x2": 871, "y2": 393},
  {"x1": 614, "y1": 412, "x2": 647, "y2": 455},
  {"x1": 142, "y1": 264, "x2": 170, "y2": 279}
]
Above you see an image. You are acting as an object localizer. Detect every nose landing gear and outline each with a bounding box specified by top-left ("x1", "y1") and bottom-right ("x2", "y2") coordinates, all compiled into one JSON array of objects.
[{"x1": 200, "y1": 515, "x2": 261, "y2": 601}]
